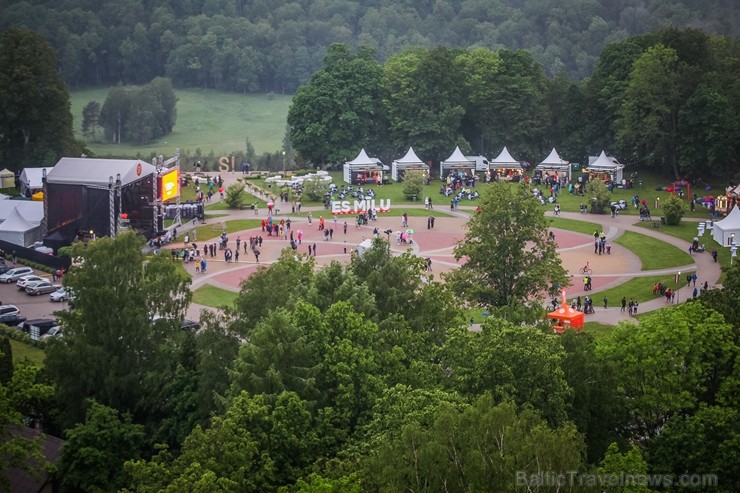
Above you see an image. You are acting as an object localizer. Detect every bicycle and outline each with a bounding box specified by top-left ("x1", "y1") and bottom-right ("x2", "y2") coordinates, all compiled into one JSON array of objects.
[{"x1": 579, "y1": 266, "x2": 592, "y2": 275}]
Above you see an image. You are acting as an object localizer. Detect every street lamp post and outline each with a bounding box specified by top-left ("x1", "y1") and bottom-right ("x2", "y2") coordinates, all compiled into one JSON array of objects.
[
  {"x1": 676, "y1": 271, "x2": 681, "y2": 304},
  {"x1": 282, "y1": 151, "x2": 286, "y2": 174}
]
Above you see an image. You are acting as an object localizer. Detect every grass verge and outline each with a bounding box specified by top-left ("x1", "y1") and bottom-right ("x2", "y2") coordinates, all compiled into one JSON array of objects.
[
  {"x1": 589, "y1": 274, "x2": 691, "y2": 304},
  {"x1": 547, "y1": 217, "x2": 603, "y2": 236},
  {"x1": 614, "y1": 231, "x2": 693, "y2": 270},
  {"x1": 10, "y1": 339, "x2": 45, "y2": 367},
  {"x1": 189, "y1": 219, "x2": 262, "y2": 242},
  {"x1": 582, "y1": 321, "x2": 619, "y2": 339},
  {"x1": 192, "y1": 285, "x2": 239, "y2": 309}
]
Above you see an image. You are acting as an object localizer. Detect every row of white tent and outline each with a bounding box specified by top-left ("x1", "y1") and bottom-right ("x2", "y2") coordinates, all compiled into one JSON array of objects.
[
  {"x1": 343, "y1": 147, "x2": 625, "y2": 183},
  {"x1": 0, "y1": 198, "x2": 44, "y2": 247}
]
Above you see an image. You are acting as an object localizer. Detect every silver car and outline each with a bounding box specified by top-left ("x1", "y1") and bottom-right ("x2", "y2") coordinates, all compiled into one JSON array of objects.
[
  {"x1": 26, "y1": 280, "x2": 61, "y2": 296},
  {"x1": 17, "y1": 274, "x2": 45, "y2": 290}
]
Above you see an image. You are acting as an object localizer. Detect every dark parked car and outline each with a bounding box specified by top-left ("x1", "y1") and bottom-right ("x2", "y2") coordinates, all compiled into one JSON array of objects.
[{"x1": 0, "y1": 314, "x2": 26, "y2": 327}]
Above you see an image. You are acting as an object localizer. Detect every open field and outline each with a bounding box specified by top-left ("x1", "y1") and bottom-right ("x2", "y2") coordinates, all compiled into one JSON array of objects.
[
  {"x1": 589, "y1": 274, "x2": 689, "y2": 304},
  {"x1": 70, "y1": 88, "x2": 292, "y2": 158}
]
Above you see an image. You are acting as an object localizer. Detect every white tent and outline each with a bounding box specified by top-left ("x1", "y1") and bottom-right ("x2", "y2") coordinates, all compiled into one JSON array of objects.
[
  {"x1": 392, "y1": 147, "x2": 428, "y2": 181},
  {"x1": 713, "y1": 205, "x2": 740, "y2": 247},
  {"x1": 19, "y1": 167, "x2": 53, "y2": 197},
  {"x1": 440, "y1": 147, "x2": 475, "y2": 177},
  {"x1": 587, "y1": 151, "x2": 624, "y2": 183},
  {"x1": 490, "y1": 146, "x2": 522, "y2": 180},
  {"x1": 0, "y1": 200, "x2": 43, "y2": 223},
  {"x1": 343, "y1": 149, "x2": 385, "y2": 185},
  {"x1": 536, "y1": 148, "x2": 571, "y2": 180},
  {"x1": 0, "y1": 207, "x2": 42, "y2": 247}
]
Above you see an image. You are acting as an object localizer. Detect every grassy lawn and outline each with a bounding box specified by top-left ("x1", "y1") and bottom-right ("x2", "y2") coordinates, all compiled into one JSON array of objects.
[
  {"x1": 10, "y1": 339, "x2": 45, "y2": 367},
  {"x1": 192, "y1": 285, "x2": 239, "y2": 309},
  {"x1": 190, "y1": 219, "x2": 262, "y2": 242},
  {"x1": 614, "y1": 231, "x2": 693, "y2": 270},
  {"x1": 635, "y1": 219, "x2": 733, "y2": 276},
  {"x1": 547, "y1": 217, "x2": 603, "y2": 236},
  {"x1": 204, "y1": 192, "x2": 268, "y2": 210},
  {"x1": 70, "y1": 88, "x2": 291, "y2": 158},
  {"x1": 582, "y1": 321, "x2": 618, "y2": 339},
  {"x1": 590, "y1": 274, "x2": 690, "y2": 304}
]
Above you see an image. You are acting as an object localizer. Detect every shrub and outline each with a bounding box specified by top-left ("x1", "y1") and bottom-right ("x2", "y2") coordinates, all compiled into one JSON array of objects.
[
  {"x1": 303, "y1": 176, "x2": 329, "y2": 201},
  {"x1": 224, "y1": 183, "x2": 246, "y2": 209},
  {"x1": 663, "y1": 195, "x2": 688, "y2": 225},
  {"x1": 402, "y1": 170, "x2": 425, "y2": 200},
  {"x1": 585, "y1": 179, "x2": 611, "y2": 214}
]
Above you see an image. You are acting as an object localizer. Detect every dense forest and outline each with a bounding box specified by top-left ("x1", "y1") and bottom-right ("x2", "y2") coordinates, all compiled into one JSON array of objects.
[{"x1": 1, "y1": 0, "x2": 740, "y2": 92}]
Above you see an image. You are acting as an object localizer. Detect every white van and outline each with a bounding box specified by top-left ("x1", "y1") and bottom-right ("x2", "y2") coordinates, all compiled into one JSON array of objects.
[{"x1": 0, "y1": 266, "x2": 33, "y2": 283}]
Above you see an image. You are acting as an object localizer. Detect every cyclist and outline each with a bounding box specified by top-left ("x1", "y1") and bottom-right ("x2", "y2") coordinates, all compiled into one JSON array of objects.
[{"x1": 582, "y1": 261, "x2": 590, "y2": 273}]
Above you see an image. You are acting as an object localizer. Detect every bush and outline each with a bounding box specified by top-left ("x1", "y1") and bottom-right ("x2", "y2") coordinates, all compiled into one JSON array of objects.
[
  {"x1": 663, "y1": 195, "x2": 688, "y2": 225},
  {"x1": 585, "y1": 179, "x2": 611, "y2": 214},
  {"x1": 224, "y1": 183, "x2": 246, "y2": 209},
  {"x1": 402, "y1": 170, "x2": 425, "y2": 200},
  {"x1": 302, "y1": 176, "x2": 329, "y2": 201}
]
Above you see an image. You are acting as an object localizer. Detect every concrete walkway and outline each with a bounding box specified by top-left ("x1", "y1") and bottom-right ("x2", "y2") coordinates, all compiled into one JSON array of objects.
[{"x1": 174, "y1": 172, "x2": 721, "y2": 325}]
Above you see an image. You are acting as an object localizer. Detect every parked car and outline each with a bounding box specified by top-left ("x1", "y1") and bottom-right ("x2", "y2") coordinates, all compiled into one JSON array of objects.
[
  {"x1": 0, "y1": 314, "x2": 26, "y2": 327},
  {"x1": 26, "y1": 280, "x2": 61, "y2": 296},
  {"x1": 16, "y1": 274, "x2": 45, "y2": 290},
  {"x1": 40, "y1": 326, "x2": 62, "y2": 339},
  {"x1": 19, "y1": 319, "x2": 59, "y2": 340},
  {"x1": 0, "y1": 266, "x2": 33, "y2": 283},
  {"x1": 0, "y1": 305, "x2": 20, "y2": 318},
  {"x1": 0, "y1": 264, "x2": 11, "y2": 275},
  {"x1": 50, "y1": 287, "x2": 72, "y2": 302}
]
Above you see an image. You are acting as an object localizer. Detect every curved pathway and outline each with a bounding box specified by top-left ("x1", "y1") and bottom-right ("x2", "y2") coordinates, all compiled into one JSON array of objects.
[{"x1": 175, "y1": 172, "x2": 722, "y2": 325}]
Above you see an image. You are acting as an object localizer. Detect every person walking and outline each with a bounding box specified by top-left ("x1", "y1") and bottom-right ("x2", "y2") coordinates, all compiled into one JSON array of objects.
[
  {"x1": 621, "y1": 297, "x2": 626, "y2": 312},
  {"x1": 253, "y1": 248, "x2": 260, "y2": 262},
  {"x1": 603, "y1": 297, "x2": 608, "y2": 309}
]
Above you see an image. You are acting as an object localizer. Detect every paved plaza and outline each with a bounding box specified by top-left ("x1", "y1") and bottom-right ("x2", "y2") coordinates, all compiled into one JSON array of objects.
[{"x1": 177, "y1": 172, "x2": 722, "y2": 326}]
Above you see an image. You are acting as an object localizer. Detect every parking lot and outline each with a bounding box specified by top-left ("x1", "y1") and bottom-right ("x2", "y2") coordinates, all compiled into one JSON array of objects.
[{"x1": 0, "y1": 269, "x2": 66, "y2": 322}]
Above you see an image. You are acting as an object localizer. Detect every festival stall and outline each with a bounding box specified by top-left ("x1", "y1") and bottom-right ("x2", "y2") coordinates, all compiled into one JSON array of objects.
[
  {"x1": 343, "y1": 149, "x2": 385, "y2": 185},
  {"x1": 536, "y1": 148, "x2": 571, "y2": 181},
  {"x1": 0, "y1": 168, "x2": 14, "y2": 189},
  {"x1": 391, "y1": 147, "x2": 428, "y2": 181},
  {"x1": 489, "y1": 147, "x2": 522, "y2": 181},
  {"x1": 586, "y1": 151, "x2": 624, "y2": 183},
  {"x1": 547, "y1": 292, "x2": 585, "y2": 333},
  {"x1": 440, "y1": 147, "x2": 475, "y2": 178},
  {"x1": 712, "y1": 205, "x2": 740, "y2": 247}
]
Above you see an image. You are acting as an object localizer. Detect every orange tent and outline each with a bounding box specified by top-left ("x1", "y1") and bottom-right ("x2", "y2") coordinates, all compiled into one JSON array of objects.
[{"x1": 547, "y1": 291, "x2": 584, "y2": 333}]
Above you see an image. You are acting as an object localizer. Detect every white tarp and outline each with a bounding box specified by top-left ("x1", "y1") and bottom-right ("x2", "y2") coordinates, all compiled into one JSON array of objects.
[
  {"x1": 712, "y1": 205, "x2": 740, "y2": 247},
  {"x1": 0, "y1": 200, "x2": 43, "y2": 223},
  {"x1": 47, "y1": 158, "x2": 156, "y2": 187}
]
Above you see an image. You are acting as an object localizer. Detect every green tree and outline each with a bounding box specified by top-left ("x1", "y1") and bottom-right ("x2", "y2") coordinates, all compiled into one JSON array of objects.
[
  {"x1": 597, "y1": 443, "x2": 654, "y2": 493},
  {"x1": 288, "y1": 44, "x2": 384, "y2": 164},
  {"x1": 0, "y1": 337, "x2": 12, "y2": 384},
  {"x1": 585, "y1": 178, "x2": 612, "y2": 214},
  {"x1": 446, "y1": 182, "x2": 568, "y2": 308},
  {"x1": 662, "y1": 194, "x2": 687, "y2": 225},
  {"x1": 382, "y1": 46, "x2": 466, "y2": 163},
  {"x1": 401, "y1": 170, "x2": 424, "y2": 199},
  {"x1": 0, "y1": 363, "x2": 54, "y2": 491},
  {"x1": 45, "y1": 232, "x2": 192, "y2": 427},
  {"x1": 700, "y1": 262, "x2": 740, "y2": 328},
  {"x1": 224, "y1": 182, "x2": 246, "y2": 209},
  {"x1": 59, "y1": 401, "x2": 145, "y2": 493},
  {"x1": 616, "y1": 44, "x2": 683, "y2": 177},
  {"x1": 0, "y1": 28, "x2": 82, "y2": 168},
  {"x1": 597, "y1": 303, "x2": 737, "y2": 441},
  {"x1": 438, "y1": 322, "x2": 572, "y2": 425},
  {"x1": 365, "y1": 396, "x2": 584, "y2": 493},
  {"x1": 81, "y1": 100, "x2": 102, "y2": 141}
]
